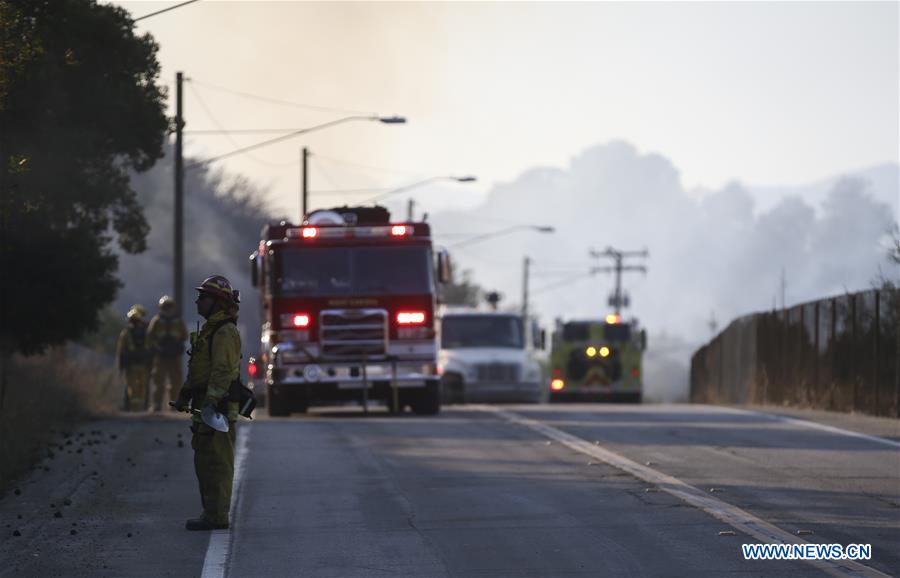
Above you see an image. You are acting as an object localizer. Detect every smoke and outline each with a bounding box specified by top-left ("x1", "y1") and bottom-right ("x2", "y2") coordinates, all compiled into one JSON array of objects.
[
  {"x1": 430, "y1": 141, "x2": 898, "y2": 402},
  {"x1": 114, "y1": 144, "x2": 280, "y2": 364}
]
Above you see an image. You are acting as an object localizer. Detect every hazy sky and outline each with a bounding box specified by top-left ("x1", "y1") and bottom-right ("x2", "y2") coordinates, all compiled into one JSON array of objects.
[{"x1": 116, "y1": 1, "x2": 899, "y2": 220}]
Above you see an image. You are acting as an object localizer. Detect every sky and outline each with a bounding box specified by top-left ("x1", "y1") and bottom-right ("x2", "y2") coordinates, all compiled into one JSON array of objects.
[
  {"x1": 111, "y1": 1, "x2": 899, "y2": 401},
  {"x1": 115, "y1": 1, "x2": 899, "y2": 220}
]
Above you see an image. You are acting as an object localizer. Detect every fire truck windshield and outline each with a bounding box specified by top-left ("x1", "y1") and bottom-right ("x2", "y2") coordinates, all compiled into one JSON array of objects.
[
  {"x1": 275, "y1": 246, "x2": 434, "y2": 296},
  {"x1": 562, "y1": 321, "x2": 632, "y2": 343},
  {"x1": 441, "y1": 315, "x2": 524, "y2": 349}
]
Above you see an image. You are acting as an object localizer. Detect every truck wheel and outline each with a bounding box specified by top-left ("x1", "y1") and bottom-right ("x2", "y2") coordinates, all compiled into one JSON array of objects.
[
  {"x1": 267, "y1": 389, "x2": 290, "y2": 417},
  {"x1": 411, "y1": 380, "x2": 441, "y2": 415}
]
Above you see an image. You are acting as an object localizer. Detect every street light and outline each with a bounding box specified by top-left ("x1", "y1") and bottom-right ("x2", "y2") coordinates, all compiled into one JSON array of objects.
[
  {"x1": 300, "y1": 116, "x2": 407, "y2": 217},
  {"x1": 447, "y1": 225, "x2": 555, "y2": 250},
  {"x1": 361, "y1": 175, "x2": 477, "y2": 205},
  {"x1": 185, "y1": 115, "x2": 406, "y2": 170}
]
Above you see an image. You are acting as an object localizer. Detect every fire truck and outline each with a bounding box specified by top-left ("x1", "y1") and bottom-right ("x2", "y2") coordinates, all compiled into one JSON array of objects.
[
  {"x1": 248, "y1": 206, "x2": 450, "y2": 416},
  {"x1": 548, "y1": 314, "x2": 646, "y2": 403}
]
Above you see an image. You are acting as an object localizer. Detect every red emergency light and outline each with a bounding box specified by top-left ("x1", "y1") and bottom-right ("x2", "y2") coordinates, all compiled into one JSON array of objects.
[
  {"x1": 248, "y1": 358, "x2": 258, "y2": 378},
  {"x1": 396, "y1": 311, "x2": 426, "y2": 325},
  {"x1": 301, "y1": 227, "x2": 318, "y2": 239},
  {"x1": 391, "y1": 225, "x2": 409, "y2": 237},
  {"x1": 292, "y1": 314, "x2": 311, "y2": 328}
]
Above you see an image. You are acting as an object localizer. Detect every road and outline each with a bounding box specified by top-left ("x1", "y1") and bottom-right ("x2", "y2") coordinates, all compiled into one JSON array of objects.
[{"x1": 0, "y1": 404, "x2": 897, "y2": 577}]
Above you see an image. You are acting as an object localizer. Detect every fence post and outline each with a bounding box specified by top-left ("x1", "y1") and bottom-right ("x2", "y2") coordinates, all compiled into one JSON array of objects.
[
  {"x1": 814, "y1": 301, "x2": 819, "y2": 408},
  {"x1": 874, "y1": 291, "x2": 880, "y2": 416},
  {"x1": 830, "y1": 298, "x2": 837, "y2": 410},
  {"x1": 851, "y1": 294, "x2": 858, "y2": 413}
]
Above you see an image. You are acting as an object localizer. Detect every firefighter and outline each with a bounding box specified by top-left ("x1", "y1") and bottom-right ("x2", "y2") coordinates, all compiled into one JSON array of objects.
[
  {"x1": 147, "y1": 295, "x2": 188, "y2": 411},
  {"x1": 173, "y1": 275, "x2": 241, "y2": 531},
  {"x1": 117, "y1": 304, "x2": 152, "y2": 412}
]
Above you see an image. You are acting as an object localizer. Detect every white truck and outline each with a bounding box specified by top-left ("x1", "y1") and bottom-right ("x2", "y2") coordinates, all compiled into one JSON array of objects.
[{"x1": 438, "y1": 308, "x2": 546, "y2": 403}]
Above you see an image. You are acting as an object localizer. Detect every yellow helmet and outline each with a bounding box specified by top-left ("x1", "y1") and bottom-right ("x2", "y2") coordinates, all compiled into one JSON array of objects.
[
  {"x1": 158, "y1": 295, "x2": 175, "y2": 310},
  {"x1": 126, "y1": 304, "x2": 147, "y2": 321}
]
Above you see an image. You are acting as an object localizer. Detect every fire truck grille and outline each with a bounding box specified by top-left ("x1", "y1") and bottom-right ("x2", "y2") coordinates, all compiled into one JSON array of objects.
[
  {"x1": 320, "y1": 309, "x2": 388, "y2": 359},
  {"x1": 474, "y1": 363, "x2": 520, "y2": 383}
]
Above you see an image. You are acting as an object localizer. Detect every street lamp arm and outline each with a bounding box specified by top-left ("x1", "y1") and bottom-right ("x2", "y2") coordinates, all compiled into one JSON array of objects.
[
  {"x1": 363, "y1": 175, "x2": 476, "y2": 204},
  {"x1": 447, "y1": 224, "x2": 553, "y2": 250},
  {"x1": 186, "y1": 115, "x2": 392, "y2": 170},
  {"x1": 364, "y1": 176, "x2": 445, "y2": 204}
]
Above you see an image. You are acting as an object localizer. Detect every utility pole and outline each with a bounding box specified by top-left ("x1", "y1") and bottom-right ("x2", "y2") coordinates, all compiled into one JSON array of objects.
[
  {"x1": 301, "y1": 146, "x2": 309, "y2": 220},
  {"x1": 174, "y1": 71, "x2": 184, "y2": 318},
  {"x1": 521, "y1": 256, "x2": 531, "y2": 319},
  {"x1": 589, "y1": 246, "x2": 648, "y2": 315},
  {"x1": 407, "y1": 198, "x2": 415, "y2": 222}
]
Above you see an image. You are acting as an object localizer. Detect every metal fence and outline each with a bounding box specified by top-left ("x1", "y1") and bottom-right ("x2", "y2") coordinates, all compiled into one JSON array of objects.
[{"x1": 690, "y1": 289, "x2": 900, "y2": 417}]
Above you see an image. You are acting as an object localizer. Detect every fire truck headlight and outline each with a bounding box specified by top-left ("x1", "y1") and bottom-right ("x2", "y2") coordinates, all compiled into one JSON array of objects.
[
  {"x1": 586, "y1": 346, "x2": 597, "y2": 357},
  {"x1": 599, "y1": 346, "x2": 610, "y2": 358},
  {"x1": 551, "y1": 378, "x2": 565, "y2": 391}
]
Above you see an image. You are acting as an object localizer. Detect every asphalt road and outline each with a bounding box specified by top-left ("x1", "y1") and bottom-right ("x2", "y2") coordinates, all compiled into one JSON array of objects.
[{"x1": 0, "y1": 404, "x2": 897, "y2": 578}]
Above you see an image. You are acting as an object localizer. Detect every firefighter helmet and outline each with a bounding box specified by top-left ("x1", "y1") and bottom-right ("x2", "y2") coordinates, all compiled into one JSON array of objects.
[
  {"x1": 158, "y1": 295, "x2": 175, "y2": 310},
  {"x1": 127, "y1": 304, "x2": 147, "y2": 321},
  {"x1": 195, "y1": 275, "x2": 236, "y2": 302}
]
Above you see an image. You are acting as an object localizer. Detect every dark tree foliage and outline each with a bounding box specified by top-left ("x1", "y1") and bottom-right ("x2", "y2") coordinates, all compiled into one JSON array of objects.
[
  {"x1": 441, "y1": 266, "x2": 484, "y2": 307},
  {"x1": 0, "y1": 0, "x2": 168, "y2": 354}
]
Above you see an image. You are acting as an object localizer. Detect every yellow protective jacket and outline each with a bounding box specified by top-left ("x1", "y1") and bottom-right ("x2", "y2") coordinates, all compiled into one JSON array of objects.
[
  {"x1": 147, "y1": 314, "x2": 188, "y2": 357},
  {"x1": 184, "y1": 310, "x2": 241, "y2": 422},
  {"x1": 117, "y1": 324, "x2": 151, "y2": 369}
]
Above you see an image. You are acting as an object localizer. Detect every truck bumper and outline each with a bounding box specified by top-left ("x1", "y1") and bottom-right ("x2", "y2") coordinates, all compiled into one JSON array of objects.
[{"x1": 267, "y1": 361, "x2": 436, "y2": 402}]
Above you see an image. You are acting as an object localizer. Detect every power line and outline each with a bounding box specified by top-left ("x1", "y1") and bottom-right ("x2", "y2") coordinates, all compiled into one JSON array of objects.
[
  {"x1": 312, "y1": 154, "x2": 422, "y2": 178},
  {"x1": 532, "y1": 271, "x2": 598, "y2": 295},
  {"x1": 184, "y1": 116, "x2": 379, "y2": 169},
  {"x1": 186, "y1": 82, "x2": 292, "y2": 169},
  {"x1": 134, "y1": 0, "x2": 200, "y2": 21},
  {"x1": 190, "y1": 79, "x2": 374, "y2": 116}
]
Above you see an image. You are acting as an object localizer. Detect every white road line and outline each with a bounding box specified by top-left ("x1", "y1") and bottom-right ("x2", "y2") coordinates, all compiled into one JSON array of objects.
[
  {"x1": 476, "y1": 406, "x2": 890, "y2": 578},
  {"x1": 200, "y1": 422, "x2": 253, "y2": 578},
  {"x1": 715, "y1": 406, "x2": 900, "y2": 450}
]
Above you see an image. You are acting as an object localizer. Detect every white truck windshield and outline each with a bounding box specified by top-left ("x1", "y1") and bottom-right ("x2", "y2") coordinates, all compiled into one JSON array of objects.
[{"x1": 441, "y1": 315, "x2": 524, "y2": 349}]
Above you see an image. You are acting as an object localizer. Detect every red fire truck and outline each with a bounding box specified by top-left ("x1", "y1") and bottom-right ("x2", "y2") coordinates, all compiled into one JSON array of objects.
[{"x1": 248, "y1": 206, "x2": 450, "y2": 416}]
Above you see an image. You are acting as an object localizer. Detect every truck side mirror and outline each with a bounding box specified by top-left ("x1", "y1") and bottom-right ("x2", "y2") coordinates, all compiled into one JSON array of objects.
[
  {"x1": 249, "y1": 251, "x2": 259, "y2": 287},
  {"x1": 640, "y1": 329, "x2": 647, "y2": 351},
  {"x1": 436, "y1": 250, "x2": 451, "y2": 284}
]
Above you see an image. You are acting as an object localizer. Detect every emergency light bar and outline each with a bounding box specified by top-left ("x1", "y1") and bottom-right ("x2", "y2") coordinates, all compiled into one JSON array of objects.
[{"x1": 286, "y1": 225, "x2": 421, "y2": 240}]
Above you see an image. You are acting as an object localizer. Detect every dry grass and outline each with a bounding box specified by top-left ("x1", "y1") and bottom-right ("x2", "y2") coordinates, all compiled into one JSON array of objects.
[{"x1": 0, "y1": 346, "x2": 120, "y2": 494}]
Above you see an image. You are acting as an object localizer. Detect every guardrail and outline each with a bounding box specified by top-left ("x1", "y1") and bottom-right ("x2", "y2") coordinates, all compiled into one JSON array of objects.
[{"x1": 690, "y1": 288, "x2": 899, "y2": 417}]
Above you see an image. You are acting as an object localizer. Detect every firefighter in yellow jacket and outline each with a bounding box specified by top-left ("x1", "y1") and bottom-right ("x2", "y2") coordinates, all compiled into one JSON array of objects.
[
  {"x1": 147, "y1": 295, "x2": 188, "y2": 411},
  {"x1": 173, "y1": 275, "x2": 241, "y2": 531},
  {"x1": 117, "y1": 305, "x2": 152, "y2": 412}
]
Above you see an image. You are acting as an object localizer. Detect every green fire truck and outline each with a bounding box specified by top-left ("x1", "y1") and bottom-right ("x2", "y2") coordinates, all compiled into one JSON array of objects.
[{"x1": 548, "y1": 315, "x2": 646, "y2": 403}]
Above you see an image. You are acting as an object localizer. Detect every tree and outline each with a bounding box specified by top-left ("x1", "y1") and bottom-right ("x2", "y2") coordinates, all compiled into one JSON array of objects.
[
  {"x1": 0, "y1": 0, "x2": 168, "y2": 355},
  {"x1": 891, "y1": 225, "x2": 900, "y2": 265},
  {"x1": 441, "y1": 267, "x2": 484, "y2": 307}
]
